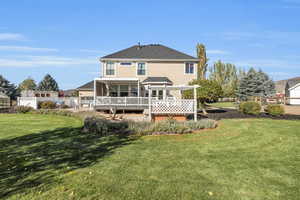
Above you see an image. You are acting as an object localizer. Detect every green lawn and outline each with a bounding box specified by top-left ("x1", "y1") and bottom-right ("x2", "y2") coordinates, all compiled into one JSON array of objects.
[
  {"x1": 0, "y1": 114, "x2": 299, "y2": 200},
  {"x1": 208, "y1": 102, "x2": 236, "y2": 108}
]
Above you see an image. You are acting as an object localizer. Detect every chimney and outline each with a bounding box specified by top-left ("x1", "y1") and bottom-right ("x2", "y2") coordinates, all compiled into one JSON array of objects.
[{"x1": 137, "y1": 42, "x2": 141, "y2": 50}]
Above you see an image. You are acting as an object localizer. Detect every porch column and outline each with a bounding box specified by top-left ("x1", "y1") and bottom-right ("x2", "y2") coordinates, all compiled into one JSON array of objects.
[
  {"x1": 93, "y1": 79, "x2": 97, "y2": 109},
  {"x1": 163, "y1": 85, "x2": 167, "y2": 100},
  {"x1": 148, "y1": 86, "x2": 152, "y2": 121},
  {"x1": 105, "y1": 83, "x2": 109, "y2": 96},
  {"x1": 137, "y1": 80, "x2": 140, "y2": 97},
  {"x1": 194, "y1": 85, "x2": 197, "y2": 122}
]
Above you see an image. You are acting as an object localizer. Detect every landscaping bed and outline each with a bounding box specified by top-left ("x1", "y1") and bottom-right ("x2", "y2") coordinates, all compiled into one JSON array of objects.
[{"x1": 201, "y1": 108, "x2": 300, "y2": 120}]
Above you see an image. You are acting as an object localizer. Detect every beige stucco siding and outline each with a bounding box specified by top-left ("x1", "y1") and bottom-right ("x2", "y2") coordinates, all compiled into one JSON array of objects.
[
  {"x1": 79, "y1": 91, "x2": 93, "y2": 97},
  {"x1": 147, "y1": 62, "x2": 197, "y2": 85},
  {"x1": 102, "y1": 61, "x2": 197, "y2": 85}
]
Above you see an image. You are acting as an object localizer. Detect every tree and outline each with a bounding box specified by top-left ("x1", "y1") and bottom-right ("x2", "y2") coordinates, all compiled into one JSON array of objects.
[
  {"x1": 19, "y1": 77, "x2": 37, "y2": 91},
  {"x1": 183, "y1": 79, "x2": 223, "y2": 115},
  {"x1": 196, "y1": 43, "x2": 208, "y2": 80},
  {"x1": 236, "y1": 68, "x2": 275, "y2": 101},
  {"x1": 38, "y1": 74, "x2": 59, "y2": 91},
  {"x1": 0, "y1": 75, "x2": 18, "y2": 100},
  {"x1": 209, "y1": 60, "x2": 238, "y2": 97}
]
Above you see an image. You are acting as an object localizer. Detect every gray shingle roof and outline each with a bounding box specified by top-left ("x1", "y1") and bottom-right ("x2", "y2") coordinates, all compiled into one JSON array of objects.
[
  {"x1": 286, "y1": 78, "x2": 300, "y2": 89},
  {"x1": 142, "y1": 77, "x2": 172, "y2": 84},
  {"x1": 77, "y1": 81, "x2": 94, "y2": 91},
  {"x1": 101, "y1": 44, "x2": 198, "y2": 60}
]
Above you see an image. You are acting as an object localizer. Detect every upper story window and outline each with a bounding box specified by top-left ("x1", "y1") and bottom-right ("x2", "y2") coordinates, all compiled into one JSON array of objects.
[
  {"x1": 120, "y1": 62, "x2": 132, "y2": 66},
  {"x1": 106, "y1": 61, "x2": 115, "y2": 75},
  {"x1": 185, "y1": 63, "x2": 194, "y2": 74},
  {"x1": 137, "y1": 63, "x2": 146, "y2": 75}
]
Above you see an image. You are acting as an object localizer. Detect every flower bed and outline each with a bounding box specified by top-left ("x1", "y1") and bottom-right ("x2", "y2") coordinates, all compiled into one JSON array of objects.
[{"x1": 83, "y1": 117, "x2": 218, "y2": 136}]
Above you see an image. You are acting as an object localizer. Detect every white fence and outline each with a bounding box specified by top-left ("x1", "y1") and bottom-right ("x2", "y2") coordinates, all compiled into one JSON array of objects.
[
  {"x1": 18, "y1": 97, "x2": 79, "y2": 109},
  {"x1": 151, "y1": 99, "x2": 195, "y2": 114}
]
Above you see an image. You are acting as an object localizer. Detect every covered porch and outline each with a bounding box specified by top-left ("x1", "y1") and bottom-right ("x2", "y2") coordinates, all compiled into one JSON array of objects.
[{"x1": 93, "y1": 77, "x2": 174, "y2": 109}]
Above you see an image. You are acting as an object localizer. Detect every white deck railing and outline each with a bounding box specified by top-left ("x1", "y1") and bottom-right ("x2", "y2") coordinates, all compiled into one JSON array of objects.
[
  {"x1": 95, "y1": 97, "x2": 156, "y2": 106},
  {"x1": 151, "y1": 99, "x2": 195, "y2": 114}
]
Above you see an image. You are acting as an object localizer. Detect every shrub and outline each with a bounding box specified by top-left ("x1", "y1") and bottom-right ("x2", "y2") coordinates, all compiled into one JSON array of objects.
[
  {"x1": 239, "y1": 101, "x2": 261, "y2": 115},
  {"x1": 265, "y1": 104, "x2": 284, "y2": 116},
  {"x1": 61, "y1": 104, "x2": 70, "y2": 109},
  {"x1": 15, "y1": 106, "x2": 33, "y2": 113},
  {"x1": 134, "y1": 119, "x2": 217, "y2": 135},
  {"x1": 83, "y1": 117, "x2": 128, "y2": 136},
  {"x1": 184, "y1": 119, "x2": 218, "y2": 130},
  {"x1": 39, "y1": 101, "x2": 57, "y2": 109}
]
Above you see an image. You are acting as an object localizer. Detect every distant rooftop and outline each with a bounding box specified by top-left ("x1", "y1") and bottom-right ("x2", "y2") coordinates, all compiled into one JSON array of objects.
[{"x1": 101, "y1": 44, "x2": 198, "y2": 60}]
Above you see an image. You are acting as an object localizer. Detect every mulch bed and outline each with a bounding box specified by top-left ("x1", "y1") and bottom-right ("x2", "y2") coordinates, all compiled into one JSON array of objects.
[{"x1": 198, "y1": 108, "x2": 300, "y2": 120}]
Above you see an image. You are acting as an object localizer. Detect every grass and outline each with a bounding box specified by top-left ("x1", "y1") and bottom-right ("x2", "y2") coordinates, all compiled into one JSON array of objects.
[
  {"x1": 208, "y1": 102, "x2": 236, "y2": 108},
  {"x1": 1, "y1": 114, "x2": 300, "y2": 200}
]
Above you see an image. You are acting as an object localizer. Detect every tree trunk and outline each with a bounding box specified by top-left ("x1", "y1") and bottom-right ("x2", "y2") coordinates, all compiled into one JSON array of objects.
[{"x1": 200, "y1": 101, "x2": 208, "y2": 115}]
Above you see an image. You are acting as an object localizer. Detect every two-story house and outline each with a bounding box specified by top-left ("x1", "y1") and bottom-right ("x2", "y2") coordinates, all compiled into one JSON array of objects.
[{"x1": 77, "y1": 44, "x2": 199, "y2": 110}]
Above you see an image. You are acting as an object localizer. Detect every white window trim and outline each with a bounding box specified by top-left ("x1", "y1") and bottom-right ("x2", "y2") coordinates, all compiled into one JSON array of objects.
[
  {"x1": 104, "y1": 61, "x2": 117, "y2": 77},
  {"x1": 184, "y1": 62, "x2": 195, "y2": 75},
  {"x1": 136, "y1": 62, "x2": 148, "y2": 76}
]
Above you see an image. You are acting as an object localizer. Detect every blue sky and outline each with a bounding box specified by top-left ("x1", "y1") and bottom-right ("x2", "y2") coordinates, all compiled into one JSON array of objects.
[{"x1": 1, "y1": 0, "x2": 300, "y2": 89}]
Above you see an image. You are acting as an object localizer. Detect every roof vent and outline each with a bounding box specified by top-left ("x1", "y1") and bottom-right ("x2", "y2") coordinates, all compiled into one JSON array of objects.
[{"x1": 137, "y1": 42, "x2": 141, "y2": 50}]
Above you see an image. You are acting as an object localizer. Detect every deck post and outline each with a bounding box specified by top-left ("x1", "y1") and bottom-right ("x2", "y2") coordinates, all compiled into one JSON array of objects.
[
  {"x1": 148, "y1": 86, "x2": 152, "y2": 121},
  {"x1": 194, "y1": 85, "x2": 197, "y2": 121},
  {"x1": 93, "y1": 79, "x2": 97, "y2": 109},
  {"x1": 137, "y1": 80, "x2": 140, "y2": 97}
]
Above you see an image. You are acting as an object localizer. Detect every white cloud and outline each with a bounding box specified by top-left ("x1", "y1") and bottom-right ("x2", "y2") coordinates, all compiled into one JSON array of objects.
[
  {"x1": 0, "y1": 45, "x2": 58, "y2": 52},
  {"x1": 0, "y1": 55, "x2": 97, "y2": 67},
  {"x1": 79, "y1": 49, "x2": 107, "y2": 54},
  {"x1": 229, "y1": 59, "x2": 300, "y2": 70},
  {"x1": 0, "y1": 33, "x2": 26, "y2": 41},
  {"x1": 206, "y1": 50, "x2": 230, "y2": 55}
]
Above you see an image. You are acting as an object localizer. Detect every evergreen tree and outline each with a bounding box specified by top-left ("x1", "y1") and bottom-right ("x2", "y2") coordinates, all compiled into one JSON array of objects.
[
  {"x1": 0, "y1": 75, "x2": 18, "y2": 100},
  {"x1": 196, "y1": 43, "x2": 208, "y2": 80},
  {"x1": 236, "y1": 68, "x2": 275, "y2": 100},
  {"x1": 19, "y1": 77, "x2": 37, "y2": 91},
  {"x1": 38, "y1": 74, "x2": 59, "y2": 91}
]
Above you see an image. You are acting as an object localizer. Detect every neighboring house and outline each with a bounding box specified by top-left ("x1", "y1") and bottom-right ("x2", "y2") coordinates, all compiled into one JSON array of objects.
[
  {"x1": 0, "y1": 90, "x2": 10, "y2": 109},
  {"x1": 285, "y1": 79, "x2": 300, "y2": 105},
  {"x1": 276, "y1": 77, "x2": 300, "y2": 96},
  {"x1": 79, "y1": 44, "x2": 199, "y2": 111},
  {"x1": 21, "y1": 90, "x2": 59, "y2": 98},
  {"x1": 77, "y1": 81, "x2": 94, "y2": 107}
]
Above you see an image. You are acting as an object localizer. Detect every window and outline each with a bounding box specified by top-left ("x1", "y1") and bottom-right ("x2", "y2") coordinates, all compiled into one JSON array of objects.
[
  {"x1": 185, "y1": 63, "x2": 194, "y2": 74},
  {"x1": 120, "y1": 85, "x2": 129, "y2": 97},
  {"x1": 137, "y1": 63, "x2": 146, "y2": 75},
  {"x1": 120, "y1": 62, "x2": 132, "y2": 66},
  {"x1": 130, "y1": 86, "x2": 138, "y2": 97},
  {"x1": 106, "y1": 62, "x2": 115, "y2": 75},
  {"x1": 152, "y1": 90, "x2": 157, "y2": 97},
  {"x1": 109, "y1": 85, "x2": 118, "y2": 97},
  {"x1": 158, "y1": 90, "x2": 163, "y2": 99}
]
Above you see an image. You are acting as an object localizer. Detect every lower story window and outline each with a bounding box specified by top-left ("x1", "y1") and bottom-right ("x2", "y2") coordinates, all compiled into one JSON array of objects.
[
  {"x1": 130, "y1": 86, "x2": 138, "y2": 97},
  {"x1": 120, "y1": 85, "x2": 129, "y2": 97},
  {"x1": 109, "y1": 85, "x2": 118, "y2": 97}
]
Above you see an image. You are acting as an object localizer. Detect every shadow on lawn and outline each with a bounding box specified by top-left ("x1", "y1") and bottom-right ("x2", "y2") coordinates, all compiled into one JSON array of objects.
[{"x1": 0, "y1": 127, "x2": 136, "y2": 198}]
